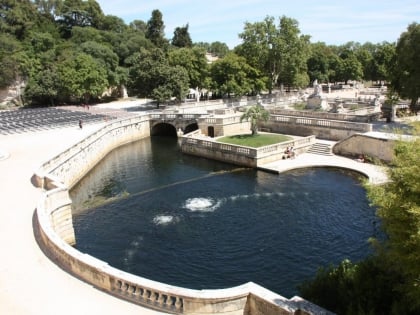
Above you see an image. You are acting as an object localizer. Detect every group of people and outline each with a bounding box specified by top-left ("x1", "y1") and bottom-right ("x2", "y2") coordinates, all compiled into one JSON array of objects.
[{"x1": 283, "y1": 146, "x2": 295, "y2": 159}]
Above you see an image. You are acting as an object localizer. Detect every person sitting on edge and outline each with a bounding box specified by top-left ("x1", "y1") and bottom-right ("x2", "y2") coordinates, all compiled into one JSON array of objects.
[{"x1": 288, "y1": 146, "x2": 295, "y2": 159}]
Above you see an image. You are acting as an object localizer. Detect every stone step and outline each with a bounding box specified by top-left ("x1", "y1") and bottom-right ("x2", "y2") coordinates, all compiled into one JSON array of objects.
[{"x1": 307, "y1": 142, "x2": 333, "y2": 156}]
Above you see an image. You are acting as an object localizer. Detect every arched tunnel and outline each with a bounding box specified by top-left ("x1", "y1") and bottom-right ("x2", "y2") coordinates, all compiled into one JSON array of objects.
[{"x1": 151, "y1": 122, "x2": 198, "y2": 137}]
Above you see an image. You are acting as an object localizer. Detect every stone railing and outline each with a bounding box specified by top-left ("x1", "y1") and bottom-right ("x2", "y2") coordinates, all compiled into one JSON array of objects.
[
  {"x1": 268, "y1": 109, "x2": 379, "y2": 123},
  {"x1": 198, "y1": 115, "x2": 243, "y2": 126},
  {"x1": 33, "y1": 116, "x2": 332, "y2": 315},
  {"x1": 181, "y1": 135, "x2": 316, "y2": 167},
  {"x1": 256, "y1": 136, "x2": 316, "y2": 158},
  {"x1": 269, "y1": 115, "x2": 372, "y2": 133},
  {"x1": 149, "y1": 113, "x2": 202, "y2": 121}
]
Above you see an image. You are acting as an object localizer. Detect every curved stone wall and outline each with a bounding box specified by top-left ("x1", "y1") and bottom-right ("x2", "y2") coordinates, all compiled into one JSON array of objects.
[
  {"x1": 33, "y1": 115, "x2": 331, "y2": 315},
  {"x1": 333, "y1": 133, "x2": 395, "y2": 162}
]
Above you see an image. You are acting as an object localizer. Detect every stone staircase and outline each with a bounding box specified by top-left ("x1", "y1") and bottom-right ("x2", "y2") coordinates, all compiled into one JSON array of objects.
[{"x1": 307, "y1": 142, "x2": 333, "y2": 156}]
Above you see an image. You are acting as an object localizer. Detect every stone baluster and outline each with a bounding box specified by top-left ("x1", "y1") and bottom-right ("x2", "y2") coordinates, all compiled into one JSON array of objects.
[
  {"x1": 157, "y1": 293, "x2": 165, "y2": 306},
  {"x1": 142, "y1": 289, "x2": 149, "y2": 300},
  {"x1": 150, "y1": 291, "x2": 158, "y2": 302},
  {"x1": 175, "y1": 296, "x2": 183, "y2": 310}
]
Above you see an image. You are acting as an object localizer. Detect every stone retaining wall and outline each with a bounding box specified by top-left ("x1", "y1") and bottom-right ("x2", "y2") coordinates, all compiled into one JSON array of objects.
[
  {"x1": 33, "y1": 115, "x2": 332, "y2": 315},
  {"x1": 260, "y1": 115, "x2": 372, "y2": 141},
  {"x1": 181, "y1": 134, "x2": 315, "y2": 168},
  {"x1": 333, "y1": 133, "x2": 395, "y2": 162}
]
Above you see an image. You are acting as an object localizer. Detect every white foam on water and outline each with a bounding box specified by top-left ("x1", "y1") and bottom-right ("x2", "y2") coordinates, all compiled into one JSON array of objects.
[
  {"x1": 123, "y1": 236, "x2": 143, "y2": 267},
  {"x1": 153, "y1": 215, "x2": 175, "y2": 225},
  {"x1": 184, "y1": 197, "x2": 221, "y2": 212}
]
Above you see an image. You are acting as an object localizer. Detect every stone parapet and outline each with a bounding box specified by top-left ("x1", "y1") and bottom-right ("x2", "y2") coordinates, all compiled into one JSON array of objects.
[
  {"x1": 260, "y1": 115, "x2": 372, "y2": 141},
  {"x1": 181, "y1": 134, "x2": 315, "y2": 168},
  {"x1": 33, "y1": 115, "x2": 333, "y2": 315}
]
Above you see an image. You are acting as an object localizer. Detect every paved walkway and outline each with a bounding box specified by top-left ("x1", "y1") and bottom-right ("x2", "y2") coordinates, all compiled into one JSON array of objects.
[
  {"x1": 0, "y1": 123, "x2": 165, "y2": 315},
  {"x1": 260, "y1": 149, "x2": 389, "y2": 184}
]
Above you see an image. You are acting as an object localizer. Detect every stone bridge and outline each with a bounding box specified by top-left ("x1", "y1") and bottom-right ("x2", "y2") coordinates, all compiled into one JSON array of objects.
[{"x1": 149, "y1": 113, "x2": 201, "y2": 136}]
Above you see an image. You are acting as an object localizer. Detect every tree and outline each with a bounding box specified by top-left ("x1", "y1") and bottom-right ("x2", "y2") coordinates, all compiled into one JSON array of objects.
[
  {"x1": 0, "y1": 0, "x2": 39, "y2": 39},
  {"x1": 0, "y1": 34, "x2": 24, "y2": 88},
  {"x1": 334, "y1": 48, "x2": 363, "y2": 84},
  {"x1": 371, "y1": 42, "x2": 395, "y2": 83},
  {"x1": 171, "y1": 23, "x2": 192, "y2": 48},
  {"x1": 79, "y1": 41, "x2": 119, "y2": 85},
  {"x1": 391, "y1": 23, "x2": 420, "y2": 113},
  {"x1": 151, "y1": 65, "x2": 189, "y2": 104},
  {"x1": 145, "y1": 9, "x2": 167, "y2": 48},
  {"x1": 209, "y1": 41, "x2": 229, "y2": 57},
  {"x1": 127, "y1": 47, "x2": 166, "y2": 97},
  {"x1": 127, "y1": 47, "x2": 189, "y2": 103},
  {"x1": 56, "y1": 0, "x2": 105, "y2": 38},
  {"x1": 24, "y1": 67, "x2": 60, "y2": 105},
  {"x1": 168, "y1": 47, "x2": 209, "y2": 90},
  {"x1": 57, "y1": 51, "x2": 108, "y2": 103},
  {"x1": 307, "y1": 42, "x2": 332, "y2": 84},
  {"x1": 366, "y1": 123, "x2": 420, "y2": 311},
  {"x1": 240, "y1": 104, "x2": 269, "y2": 135},
  {"x1": 237, "y1": 15, "x2": 310, "y2": 93},
  {"x1": 210, "y1": 53, "x2": 264, "y2": 97}
]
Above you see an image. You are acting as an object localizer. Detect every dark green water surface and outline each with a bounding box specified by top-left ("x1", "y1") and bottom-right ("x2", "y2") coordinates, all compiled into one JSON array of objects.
[{"x1": 70, "y1": 137, "x2": 380, "y2": 298}]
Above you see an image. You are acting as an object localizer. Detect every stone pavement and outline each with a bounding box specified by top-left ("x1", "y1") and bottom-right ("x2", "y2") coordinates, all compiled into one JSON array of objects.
[
  {"x1": 0, "y1": 123, "x2": 165, "y2": 315},
  {"x1": 260, "y1": 142, "x2": 389, "y2": 185}
]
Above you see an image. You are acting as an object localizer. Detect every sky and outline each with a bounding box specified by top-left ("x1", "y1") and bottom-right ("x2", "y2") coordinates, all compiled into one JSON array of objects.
[{"x1": 96, "y1": 0, "x2": 420, "y2": 48}]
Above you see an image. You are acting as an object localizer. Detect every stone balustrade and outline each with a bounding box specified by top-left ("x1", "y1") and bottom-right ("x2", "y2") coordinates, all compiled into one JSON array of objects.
[
  {"x1": 181, "y1": 135, "x2": 315, "y2": 167},
  {"x1": 149, "y1": 113, "x2": 202, "y2": 121},
  {"x1": 33, "y1": 115, "x2": 332, "y2": 315},
  {"x1": 269, "y1": 108, "x2": 379, "y2": 123},
  {"x1": 270, "y1": 115, "x2": 372, "y2": 132}
]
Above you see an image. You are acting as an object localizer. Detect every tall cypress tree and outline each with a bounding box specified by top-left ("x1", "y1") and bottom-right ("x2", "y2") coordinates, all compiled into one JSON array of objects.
[{"x1": 145, "y1": 9, "x2": 167, "y2": 48}]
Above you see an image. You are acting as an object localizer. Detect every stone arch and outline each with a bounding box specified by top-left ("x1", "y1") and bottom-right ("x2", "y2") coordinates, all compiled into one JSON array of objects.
[
  {"x1": 183, "y1": 122, "x2": 199, "y2": 134},
  {"x1": 151, "y1": 122, "x2": 177, "y2": 136}
]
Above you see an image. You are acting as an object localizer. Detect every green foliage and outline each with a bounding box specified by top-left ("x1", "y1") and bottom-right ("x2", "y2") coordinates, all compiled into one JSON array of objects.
[
  {"x1": 240, "y1": 104, "x2": 270, "y2": 135},
  {"x1": 127, "y1": 48, "x2": 189, "y2": 103},
  {"x1": 299, "y1": 258, "x2": 414, "y2": 315},
  {"x1": 210, "y1": 53, "x2": 264, "y2": 97},
  {"x1": 391, "y1": 23, "x2": 420, "y2": 112},
  {"x1": 194, "y1": 41, "x2": 230, "y2": 57},
  {"x1": 237, "y1": 15, "x2": 310, "y2": 92},
  {"x1": 168, "y1": 47, "x2": 209, "y2": 89},
  {"x1": 366, "y1": 123, "x2": 420, "y2": 310},
  {"x1": 24, "y1": 67, "x2": 60, "y2": 105},
  {"x1": 0, "y1": 33, "x2": 24, "y2": 87},
  {"x1": 0, "y1": 1, "x2": 413, "y2": 109},
  {"x1": 146, "y1": 9, "x2": 167, "y2": 49},
  {"x1": 57, "y1": 51, "x2": 108, "y2": 102},
  {"x1": 171, "y1": 23, "x2": 192, "y2": 48},
  {"x1": 0, "y1": 0, "x2": 39, "y2": 39}
]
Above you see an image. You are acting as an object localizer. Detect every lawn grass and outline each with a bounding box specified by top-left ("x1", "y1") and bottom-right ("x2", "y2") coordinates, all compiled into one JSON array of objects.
[{"x1": 217, "y1": 133, "x2": 293, "y2": 148}]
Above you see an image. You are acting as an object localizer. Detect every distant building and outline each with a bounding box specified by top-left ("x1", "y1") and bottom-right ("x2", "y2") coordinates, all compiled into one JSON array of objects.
[{"x1": 205, "y1": 53, "x2": 219, "y2": 64}]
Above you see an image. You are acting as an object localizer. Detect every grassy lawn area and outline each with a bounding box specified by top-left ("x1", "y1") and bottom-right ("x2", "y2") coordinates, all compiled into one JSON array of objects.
[{"x1": 217, "y1": 133, "x2": 293, "y2": 148}]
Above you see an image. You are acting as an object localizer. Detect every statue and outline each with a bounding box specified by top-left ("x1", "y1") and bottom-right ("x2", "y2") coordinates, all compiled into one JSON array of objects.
[
  {"x1": 312, "y1": 79, "x2": 322, "y2": 96},
  {"x1": 306, "y1": 79, "x2": 329, "y2": 110}
]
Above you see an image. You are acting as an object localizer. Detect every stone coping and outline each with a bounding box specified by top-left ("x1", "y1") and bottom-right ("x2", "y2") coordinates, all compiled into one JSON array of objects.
[
  {"x1": 260, "y1": 150, "x2": 388, "y2": 185},
  {"x1": 33, "y1": 116, "x2": 332, "y2": 315}
]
